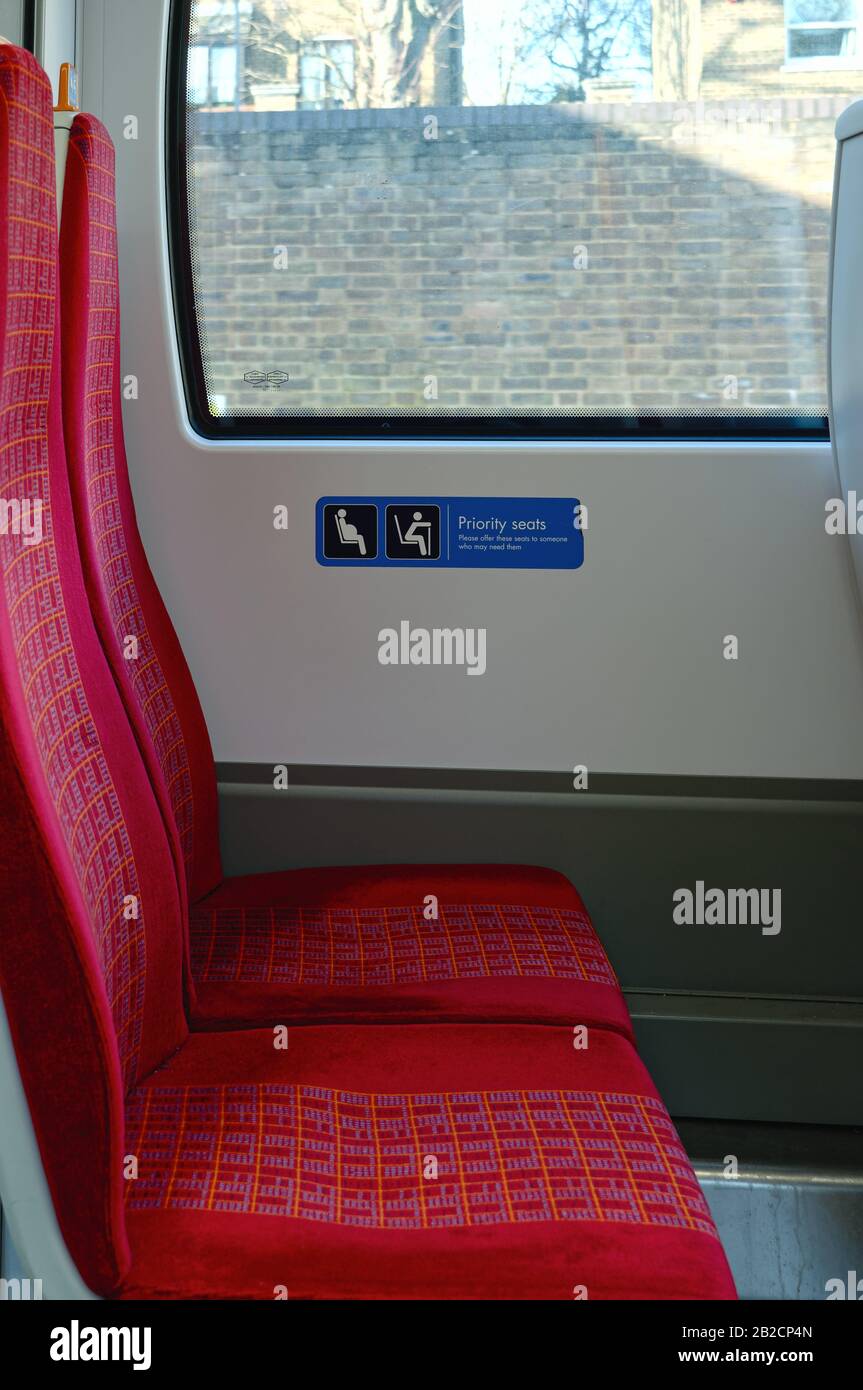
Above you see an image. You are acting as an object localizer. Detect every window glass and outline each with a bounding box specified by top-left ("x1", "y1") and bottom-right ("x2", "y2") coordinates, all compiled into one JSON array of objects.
[
  {"x1": 188, "y1": 43, "x2": 209, "y2": 103},
  {"x1": 786, "y1": 0, "x2": 858, "y2": 61},
  {"x1": 209, "y1": 45, "x2": 238, "y2": 103},
  {"x1": 175, "y1": 0, "x2": 856, "y2": 434},
  {"x1": 298, "y1": 44, "x2": 326, "y2": 105}
]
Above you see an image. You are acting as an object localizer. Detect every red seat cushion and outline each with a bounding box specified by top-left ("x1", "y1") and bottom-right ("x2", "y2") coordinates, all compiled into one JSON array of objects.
[
  {"x1": 190, "y1": 865, "x2": 634, "y2": 1037},
  {"x1": 121, "y1": 1024, "x2": 735, "y2": 1300}
]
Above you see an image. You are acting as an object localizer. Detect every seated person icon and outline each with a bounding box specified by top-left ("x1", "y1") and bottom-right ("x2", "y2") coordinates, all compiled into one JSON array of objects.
[
  {"x1": 335, "y1": 508, "x2": 367, "y2": 555},
  {"x1": 397, "y1": 510, "x2": 432, "y2": 557}
]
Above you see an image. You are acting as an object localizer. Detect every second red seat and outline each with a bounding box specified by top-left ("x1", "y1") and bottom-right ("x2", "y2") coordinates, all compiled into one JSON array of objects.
[{"x1": 58, "y1": 113, "x2": 631, "y2": 1038}]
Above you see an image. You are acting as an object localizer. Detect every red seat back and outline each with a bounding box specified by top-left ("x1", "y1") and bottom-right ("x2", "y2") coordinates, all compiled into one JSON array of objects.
[
  {"x1": 59, "y1": 114, "x2": 222, "y2": 910},
  {"x1": 0, "y1": 46, "x2": 187, "y2": 1294}
]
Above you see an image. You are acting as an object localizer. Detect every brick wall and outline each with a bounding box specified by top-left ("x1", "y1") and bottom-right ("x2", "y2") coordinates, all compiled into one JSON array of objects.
[{"x1": 187, "y1": 96, "x2": 851, "y2": 419}]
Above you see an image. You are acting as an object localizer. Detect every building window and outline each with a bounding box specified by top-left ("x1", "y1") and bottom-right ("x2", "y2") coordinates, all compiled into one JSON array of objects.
[
  {"x1": 785, "y1": 0, "x2": 861, "y2": 65},
  {"x1": 188, "y1": 42, "x2": 240, "y2": 106},
  {"x1": 299, "y1": 39, "x2": 356, "y2": 110}
]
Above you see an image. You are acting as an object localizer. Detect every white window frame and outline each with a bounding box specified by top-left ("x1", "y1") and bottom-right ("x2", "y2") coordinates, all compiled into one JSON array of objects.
[{"x1": 783, "y1": 0, "x2": 863, "y2": 69}]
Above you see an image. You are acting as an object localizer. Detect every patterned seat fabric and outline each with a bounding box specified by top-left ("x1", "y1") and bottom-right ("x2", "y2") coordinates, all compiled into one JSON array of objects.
[
  {"x1": 0, "y1": 46, "x2": 187, "y2": 1294},
  {"x1": 127, "y1": 1086, "x2": 712, "y2": 1232},
  {"x1": 189, "y1": 891, "x2": 633, "y2": 1035},
  {"x1": 120, "y1": 1025, "x2": 737, "y2": 1300},
  {"x1": 58, "y1": 117, "x2": 632, "y2": 1035},
  {"x1": 60, "y1": 111, "x2": 221, "y2": 924},
  {"x1": 191, "y1": 902, "x2": 618, "y2": 989},
  {"x1": 188, "y1": 866, "x2": 634, "y2": 1034}
]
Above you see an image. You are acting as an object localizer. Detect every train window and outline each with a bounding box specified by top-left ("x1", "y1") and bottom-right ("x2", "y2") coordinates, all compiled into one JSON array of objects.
[{"x1": 168, "y1": 0, "x2": 848, "y2": 439}]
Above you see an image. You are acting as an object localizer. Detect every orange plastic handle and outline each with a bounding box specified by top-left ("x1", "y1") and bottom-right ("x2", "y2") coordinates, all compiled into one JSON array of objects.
[{"x1": 54, "y1": 62, "x2": 78, "y2": 113}]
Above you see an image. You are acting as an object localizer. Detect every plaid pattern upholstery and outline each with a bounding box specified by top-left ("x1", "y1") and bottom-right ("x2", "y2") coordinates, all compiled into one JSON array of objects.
[
  {"x1": 189, "y1": 902, "x2": 620, "y2": 988},
  {"x1": 125, "y1": 1082, "x2": 718, "y2": 1234},
  {"x1": 0, "y1": 57, "x2": 145, "y2": 1087},
  {"x1": 67, "y1": 116, "x2": 195, "y2": 884}
]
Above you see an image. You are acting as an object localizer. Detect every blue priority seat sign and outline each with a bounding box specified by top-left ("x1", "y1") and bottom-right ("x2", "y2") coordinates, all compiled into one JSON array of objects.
[{"x1": 316, "y1": 497, "x2": 585, "y2": 570}]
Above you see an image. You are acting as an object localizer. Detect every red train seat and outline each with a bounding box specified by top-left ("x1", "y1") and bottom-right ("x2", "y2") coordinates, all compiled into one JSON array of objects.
[
  {"x1": 120, "y1": 1023, "x2": 733, "y2": 1301},
  {"x1": 57, "y1": 108, "x2": 631, "y2": 1039},
  {"x1": 0, "y1": 44, "x2": 734, "y2": 1298}
]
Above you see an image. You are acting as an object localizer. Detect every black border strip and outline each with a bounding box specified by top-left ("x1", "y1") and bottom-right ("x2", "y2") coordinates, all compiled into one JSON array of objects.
[
  {"x1": 21, "y1": 0, "x2": 36, "y2": 52},
  {"x1": 676, "y1": 1115, "x2": 863, "y2": 1176},
  {"x1": 166, "y1": 0, "x2": 209, "y2": 439},
  {"x1": 165, "y1": 0, "x2": 829, "y2": 446},
  {"x1": 216, "y1": 763, "x2": 863, "y2": 802}
]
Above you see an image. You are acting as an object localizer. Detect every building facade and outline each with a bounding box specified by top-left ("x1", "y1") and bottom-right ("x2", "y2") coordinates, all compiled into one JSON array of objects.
[
  {"x1": 653, "y1": 0, "x2": 863, "y2": 103},
  {"x1": 189, "y1": 0, "x2": 464, "y2": 110}
]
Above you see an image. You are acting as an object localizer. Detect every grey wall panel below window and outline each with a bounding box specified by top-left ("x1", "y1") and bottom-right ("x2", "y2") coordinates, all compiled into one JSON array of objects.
[
  {"x1": 216, "y1": 777, "x2": 863, "y2": 1126},
  {"x1": 217, "y1": 779, "x2": 863, "y2": 1001}
]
